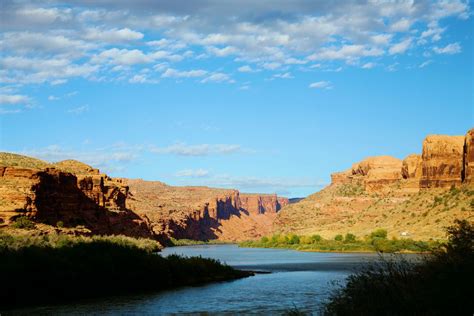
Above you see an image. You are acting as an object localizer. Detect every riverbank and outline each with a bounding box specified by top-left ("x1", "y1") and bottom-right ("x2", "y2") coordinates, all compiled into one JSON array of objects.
[
  {"x1": 0, "y1": 230, "x2": 253, "y2": 309},
  {"x1": 239, "y1": 230, "x2": 442, "y2": 253}
]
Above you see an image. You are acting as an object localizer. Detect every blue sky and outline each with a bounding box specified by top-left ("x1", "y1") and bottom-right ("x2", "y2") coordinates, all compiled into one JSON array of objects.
[{"x1": 0, "y1": 1, "x2": 473, "y2": 197}]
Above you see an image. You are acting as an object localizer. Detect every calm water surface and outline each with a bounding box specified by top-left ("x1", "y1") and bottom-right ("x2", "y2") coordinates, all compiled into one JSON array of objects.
[{"x1": 9, "y1": 245, "x2": 389, "y2": 315}]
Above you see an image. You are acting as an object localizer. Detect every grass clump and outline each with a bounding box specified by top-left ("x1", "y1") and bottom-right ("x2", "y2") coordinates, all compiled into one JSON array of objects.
[
  {"x1": 11, "y1": 216, "x2": 35, "y2": 229},
  {"x1": 323, "y1": 220, "x2": 474, "y2": 315}
]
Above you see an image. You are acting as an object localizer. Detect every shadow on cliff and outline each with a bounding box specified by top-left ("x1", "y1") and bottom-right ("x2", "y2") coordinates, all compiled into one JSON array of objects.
[{"x1": 32, "y1": 171, "x2": 155, "y2": 239}]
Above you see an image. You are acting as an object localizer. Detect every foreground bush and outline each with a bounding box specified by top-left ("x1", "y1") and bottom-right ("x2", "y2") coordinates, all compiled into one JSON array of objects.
[
  {"x1": 323, "y1": 220, "x2": 474, "y2": 315},
  {"x1": 0, "y1": 232, "x2": 252, "y2": 309}
]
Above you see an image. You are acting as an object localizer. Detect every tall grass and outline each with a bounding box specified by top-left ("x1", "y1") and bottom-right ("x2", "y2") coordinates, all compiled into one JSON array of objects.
[{"x1": 323, "y1": 220, "x2": 474, "y2": 315}]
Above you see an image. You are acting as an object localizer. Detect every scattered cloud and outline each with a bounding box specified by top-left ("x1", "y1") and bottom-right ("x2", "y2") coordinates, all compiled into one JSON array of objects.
[
  {"x1": 68, "y1": 105, "x2": 89, "y2": 114},
  {"x1": 309, "y1": 81, "x2": 332, "y2": 89},
  {"x1": 149, "y1": 143, "x2": 245, "y2": 156},
  {"x1": 0, "y1": 94, "x2": 31, "y2": 105},
  {"x1": 362, "y1": 62, "x2": 376, "y2": 69},
  {"x1": 389, "y1": 38, "x2": 412, "y2": 55},
  {"x1": 175, "y1": 169, "x2": 210, "y2": 178},
  {"x1": 419, "y1": 60, "x2": 433, "y2": 68},
  {"x1": 162, "y1": 68, "x2": 207, "y2": 78},
  {"x1": 433, "y1": 42, "x2": 462, "y2": 55},
  {"x1": 48, "y1": 95, "x2": 59, "y2": 101},
  {"x1": 238, "y1": 65, "x2": 255, "y2": 73},
  {"x1": 273, "y1": 72, "x2": 294, "y2": 79}
]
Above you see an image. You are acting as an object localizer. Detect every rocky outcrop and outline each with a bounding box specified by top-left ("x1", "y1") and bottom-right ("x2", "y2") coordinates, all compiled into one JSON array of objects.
[
  {"x1": 329, "y1": 129, "x2": 474, "y2": 192},
  {"x1": 463, "y1": 128, "x2": 474, "y2": 184},
  {"x1": 0, "y1": 165, "x2": 153, "y2": 239},
  {"x1": 330, "y1": 156, "x2": 403, "y2": 193},
  {"x1": 240, "y1": 194, "x2": 289, "y2": 215},
  {"x1": 402, "y1": 154, "x2": 422, "y2": 179},
  {"x1": 420, "y1": 135, "x2": 465, "y2": 188}
]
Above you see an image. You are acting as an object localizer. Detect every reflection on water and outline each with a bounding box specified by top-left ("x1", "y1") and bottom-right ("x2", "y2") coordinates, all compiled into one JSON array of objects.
[{"x1": 8, "y1": 245, "x2": 408, "y2": 315}]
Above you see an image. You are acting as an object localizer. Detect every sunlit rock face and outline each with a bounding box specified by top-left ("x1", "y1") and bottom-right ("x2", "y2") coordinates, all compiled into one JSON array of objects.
[
  {"x1": 463, "y1": 128, "x2": 474, "y2": 184},
  {"x1": 420, "y1": 135, "x2": 465, "y2": 189}
]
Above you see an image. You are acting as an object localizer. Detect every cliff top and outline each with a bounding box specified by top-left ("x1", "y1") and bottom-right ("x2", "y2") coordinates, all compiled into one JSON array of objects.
[
  {"x1": 53, "y1": 160, "x2": 98, "y2": 175},
  {"x1": 0, "y1": 152, "x2": 50, "y2": 169}
]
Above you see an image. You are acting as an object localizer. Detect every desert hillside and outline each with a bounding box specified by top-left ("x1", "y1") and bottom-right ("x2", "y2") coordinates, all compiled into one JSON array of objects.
[{"x1": 275, "y1": 128, "x2": 474, "y2": 240}]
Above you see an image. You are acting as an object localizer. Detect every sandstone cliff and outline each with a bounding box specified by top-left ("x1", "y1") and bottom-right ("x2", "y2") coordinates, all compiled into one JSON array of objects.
[
  {"x1": 0, "y1": 156, "x2": 153, "y2": 239},
  {"x1": 126, "y1": 179, "x2": 289, "y2": 242},
  {"x1": 420, "y1": 135, "x2": 465, "y2": 188},
  {"x1": 275, "y1": 128, "x2": 474, "y2": 240}
]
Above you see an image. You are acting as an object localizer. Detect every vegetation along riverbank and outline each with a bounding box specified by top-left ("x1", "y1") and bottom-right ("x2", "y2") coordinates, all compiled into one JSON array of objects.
[
  {"x1": 239, "y1": 228, "x2": 442, "y2": 253},
  {"x1": 0, "y1": 229, "x2": 253, "y2": 309}
]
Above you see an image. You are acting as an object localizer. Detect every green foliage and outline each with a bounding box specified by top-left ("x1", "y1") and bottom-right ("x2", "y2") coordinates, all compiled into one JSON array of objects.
[
  {"x1": 370, "y1": 228, "x2": 388, "y2": 240},
  {"x1": 0, "y1": 232, "x2": 250, "y2": 308},
  {"x1": 239, "y1": 230, "x2": 437, "y2": 254},
  {"x1": 11, "y1": 216, "x2": 35, "y2": 229},
  {"x1": 56, "y1": 221, "x2": 64, "y2": 228},
  {"x1": 323, "y1": 220, "x2": 474, "y2": 315},
  {"x1": 168, "y1": 238, "x2": 229, "y2": 247},
  {"x1": 344, "y1": 233, "x2": 356, "y2": 243},
  {"x1": 337, "y1": 182, "x2": 366, "y2": 197},
  {"x1": 470, "y1": 199, "x2": 474, "y2": 209}
]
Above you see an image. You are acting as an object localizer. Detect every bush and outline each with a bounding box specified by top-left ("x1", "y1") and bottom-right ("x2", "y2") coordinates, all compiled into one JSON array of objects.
[
  {"x1": 56, "y1": 221, "x2": 64, "y2": 228},
  {"x1": 370, "y1": 228, "x2": 387, "y2": 240},
  {"x1": 323, "y1": 220, "x2": 474, "y2": 315},
  {"x1": 11, "y1": 216, "x2": 35, "y2": 229},
  {"x1": 334, "y1": 234, "x2": 343, "y2": 242},
  {"x1": 311, "y1": 234, "x2": 322, "y2": 243},
  {"x1": 344, "y1": 233, "x2": 356, "y2": 243},
  {"x1": 260, "y1": 236, "x2": 269, "y2": 243}
]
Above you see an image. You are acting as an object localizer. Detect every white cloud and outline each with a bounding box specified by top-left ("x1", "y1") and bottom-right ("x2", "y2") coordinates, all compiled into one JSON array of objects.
[
  {"x1": 149, "y1": 143, "x2": 244, "y2": 156},
  {"x1": 161, "y1": 68, "x2": 208, "y2": 78},
  {"x1": 206, "y1": 46, "x2": 238, "y2": 57},
  {"x1": 308, "y1": 45, "x2": 383, "y2": 61},
  {"x1": 390, "y1": 18, "x2": 412, "y2": 32},
  {"x1": 362, "y1": 62, "x2": 375, "y2": 69},
  {"x1": 433, "y1": 42, "x2": 461, "y2": 55},
  {"x1": 309, "y1": 81, "x2": 332, "y2": 89},
  {"x1": 83, "y1": 27, "x2": 144, "y2": 43},
  {"x1": 0, "y1": 94, "x2": 31, "y2": 105},
  {"x1": 48, "y1": 95, "x2": 60, "y2": 101},
  {"x1": 389, "y1": 38, "x2": 412, "y2": 55},
  {"x1": 201, "y1": 72, "x2": 233, "y2": 83},
  {"x1": 273, "y1": 72, "x2": 294, "y2": 79},
  {"x1": 175, "y1": 169, "x2": 210, "y2": 178},
  {"x1": 68, "y1": 105, "x2": 89, "y2": 114},
  {"x1": 238, "y1": 65, "x2": 254, "y2": 72},
  {"x1": 419, "y1": 60, "x2": 432, "y2": 68},
  {"x1": 262, "y1": 62, "x2": 282, "y2": 70}
]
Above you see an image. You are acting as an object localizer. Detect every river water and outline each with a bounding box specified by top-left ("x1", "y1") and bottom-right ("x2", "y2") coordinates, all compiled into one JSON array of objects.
[{"x1": 9, "y1": 245, "x2": 388, "y2": 315}]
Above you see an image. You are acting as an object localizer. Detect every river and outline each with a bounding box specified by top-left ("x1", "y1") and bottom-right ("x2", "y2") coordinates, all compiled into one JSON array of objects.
[{"x1": 9, "y1": 245, "x2": 391, "y2": 315}]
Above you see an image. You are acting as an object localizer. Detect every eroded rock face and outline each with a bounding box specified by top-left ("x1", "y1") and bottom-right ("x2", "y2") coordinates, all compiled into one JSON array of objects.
[
  {"x1": 463, "y1": 128, "x2": 474, "y2": 184},
  {"x1": 330, "y1": 156, "x2": 403, "y2": 192},
  {"x1": 420, "y1": 135, "x2": 465, "y2": 188},
  {"x1": 402, "y1": 154, "x2": 422, "y2": 179},
  {"x1": 126, "y1": 179, "x2": 288, "y2": 241},
  {"x1": 0, "y1": 166, "x2": 153, "y2": 239}
]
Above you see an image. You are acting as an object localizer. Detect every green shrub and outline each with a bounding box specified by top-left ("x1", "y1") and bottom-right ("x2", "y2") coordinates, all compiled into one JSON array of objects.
[
  {"x1": 260, "y1": 236, "x2": 269, "y2": 243},
  {"x1": 334, "y1": 234, "x2": 343, "y2": 242},
  {"x1": 344, "y1": 233, "x2": 356, "y2": 243},
  {"x1": 11, "y1": 216, "x2": 35, "y2": 229},
  {"x1": 56, "y1": 221, "x2": 64, "y2": 228},
  {"x1": 370, "y1": 228, "x2": 388, "y2": 240},
  {"x1": 287, "y1": 234, "x2": 300, "y2": 245},
  {"x1": 311, "y1": 234, "x2": 322, "y2": 243}
]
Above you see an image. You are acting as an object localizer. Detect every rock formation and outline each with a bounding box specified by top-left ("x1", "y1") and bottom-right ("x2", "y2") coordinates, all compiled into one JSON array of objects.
[
  {"x1": 463, "y1": 128, "x2": 474, "y2": 184},
  {"x1": 126, "y1": 179, "x2": 289, "y2": 241},
  {"x1": 0, "y1": 160, "x2": 153, "y2": 239},
  {"x1": 420, "y1": 135, "x2": 465, "y2": 188},
  {"x1": 277, "y1": 127, "x2": 474, "y2": 240}
]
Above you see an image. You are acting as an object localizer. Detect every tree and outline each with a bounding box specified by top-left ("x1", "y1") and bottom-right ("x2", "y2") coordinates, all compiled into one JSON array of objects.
[
  {"x1": 334, "y1": 234, "x2": 343, "y2": 242},
  {"x1": 370, "y1": 228, "x2": 387, "y2": 240},
  {"x1": 344, "y1": 233, "x2": 356, "y2": 243}
]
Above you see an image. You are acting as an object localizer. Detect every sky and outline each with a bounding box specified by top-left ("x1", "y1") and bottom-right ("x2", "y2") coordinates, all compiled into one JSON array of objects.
[{"x1": 0, "y1": 1, "x2": 473, "y2": 197}]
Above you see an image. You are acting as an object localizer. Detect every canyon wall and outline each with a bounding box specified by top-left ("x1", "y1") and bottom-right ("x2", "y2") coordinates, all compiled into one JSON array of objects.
[
  {"x1": 126, "y1": 179, "x2": 289, "y2": 241},
  {"x1": 328, "y1": 129, "x2": 473, "y2": 192},
  {"x1": 0, "y1": 165, "x2": 153, "y2": 238}
]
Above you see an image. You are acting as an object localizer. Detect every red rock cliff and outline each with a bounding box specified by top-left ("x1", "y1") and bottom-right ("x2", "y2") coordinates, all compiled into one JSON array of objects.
[
  {"x1": 463, "y1": 128, "x2": 474, "y2": 184},
  {"x1": 420, "y1": 135, "x2": 465, "y2": 188}
]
